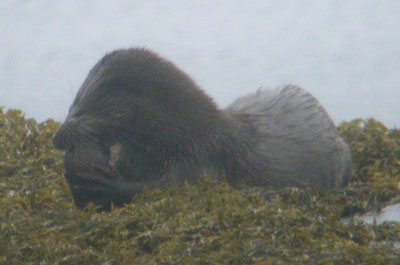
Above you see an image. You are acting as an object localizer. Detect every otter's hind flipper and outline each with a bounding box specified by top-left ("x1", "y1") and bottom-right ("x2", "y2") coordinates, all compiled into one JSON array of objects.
[{"x1": 225, "y1": 85, "x2": 351, "y2": 188}]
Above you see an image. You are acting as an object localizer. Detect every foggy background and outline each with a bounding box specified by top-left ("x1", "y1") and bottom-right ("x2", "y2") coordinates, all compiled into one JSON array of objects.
[{"x1": 1, "y1": 0, "x2": 399, "y2": 127}]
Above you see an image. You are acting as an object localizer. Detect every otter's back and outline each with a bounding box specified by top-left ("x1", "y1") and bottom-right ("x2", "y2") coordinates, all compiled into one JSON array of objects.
[{"x1": 225, "y1": 85, "x2": 351, "y2": 188}]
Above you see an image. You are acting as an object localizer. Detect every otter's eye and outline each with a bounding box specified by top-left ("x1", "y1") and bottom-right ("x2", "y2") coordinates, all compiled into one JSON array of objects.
[{"x1": 66, "y1": 145, "x2": 75, "y2": 153}]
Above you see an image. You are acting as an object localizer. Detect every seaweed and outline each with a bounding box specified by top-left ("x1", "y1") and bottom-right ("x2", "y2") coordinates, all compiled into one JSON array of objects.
[{"x1": 1, "y1": 109, "x2": 399, "y2": 265}]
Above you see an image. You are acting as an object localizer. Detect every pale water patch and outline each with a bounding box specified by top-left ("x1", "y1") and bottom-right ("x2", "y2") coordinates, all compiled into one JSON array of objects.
[
  {"x1": 351, "y1": 202, "x2": 400, "y2": 248},
  {"x1": 358, "y1": 203, "x2": 400, "y2": 225}
]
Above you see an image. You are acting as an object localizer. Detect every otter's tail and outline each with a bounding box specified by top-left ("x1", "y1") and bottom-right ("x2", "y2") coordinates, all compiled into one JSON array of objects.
[{"x1": 224, "y1": 85, "x2": 351, "y2": 188}]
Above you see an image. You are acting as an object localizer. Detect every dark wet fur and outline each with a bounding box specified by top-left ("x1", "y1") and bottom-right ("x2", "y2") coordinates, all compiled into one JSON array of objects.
[{"x1": 54, "y1": 48, "x2": 351, "y2": 210}]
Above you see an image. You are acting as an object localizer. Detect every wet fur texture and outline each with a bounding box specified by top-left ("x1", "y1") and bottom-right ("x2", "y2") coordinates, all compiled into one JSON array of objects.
[{"x1": 53, "y1": 48, "x2": 351, "y2": 210}]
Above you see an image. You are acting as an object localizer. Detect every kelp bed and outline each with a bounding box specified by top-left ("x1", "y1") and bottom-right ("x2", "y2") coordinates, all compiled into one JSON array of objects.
[{"x1": 1, "y1": 109, "x2": 399, "y2": 265}]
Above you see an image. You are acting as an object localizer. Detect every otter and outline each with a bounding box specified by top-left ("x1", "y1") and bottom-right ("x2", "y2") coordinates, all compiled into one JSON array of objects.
[{"x1": 53, "y1": 48, "x2": 351, "y2": 211}]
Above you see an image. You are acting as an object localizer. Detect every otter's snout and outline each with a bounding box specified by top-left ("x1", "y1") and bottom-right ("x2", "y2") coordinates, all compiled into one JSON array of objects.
[
  {"x1": 53, "y1": 127, "x2": 64, "y2": 150},
  {"x1": 53, "y1": 117, "x2": 79, "y2": 150}
]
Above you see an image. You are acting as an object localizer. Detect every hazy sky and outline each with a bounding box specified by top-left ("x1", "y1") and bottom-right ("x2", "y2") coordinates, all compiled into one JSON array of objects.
[{"x1": 1, "y1": 0, "x2": 399, "y2": 127}]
